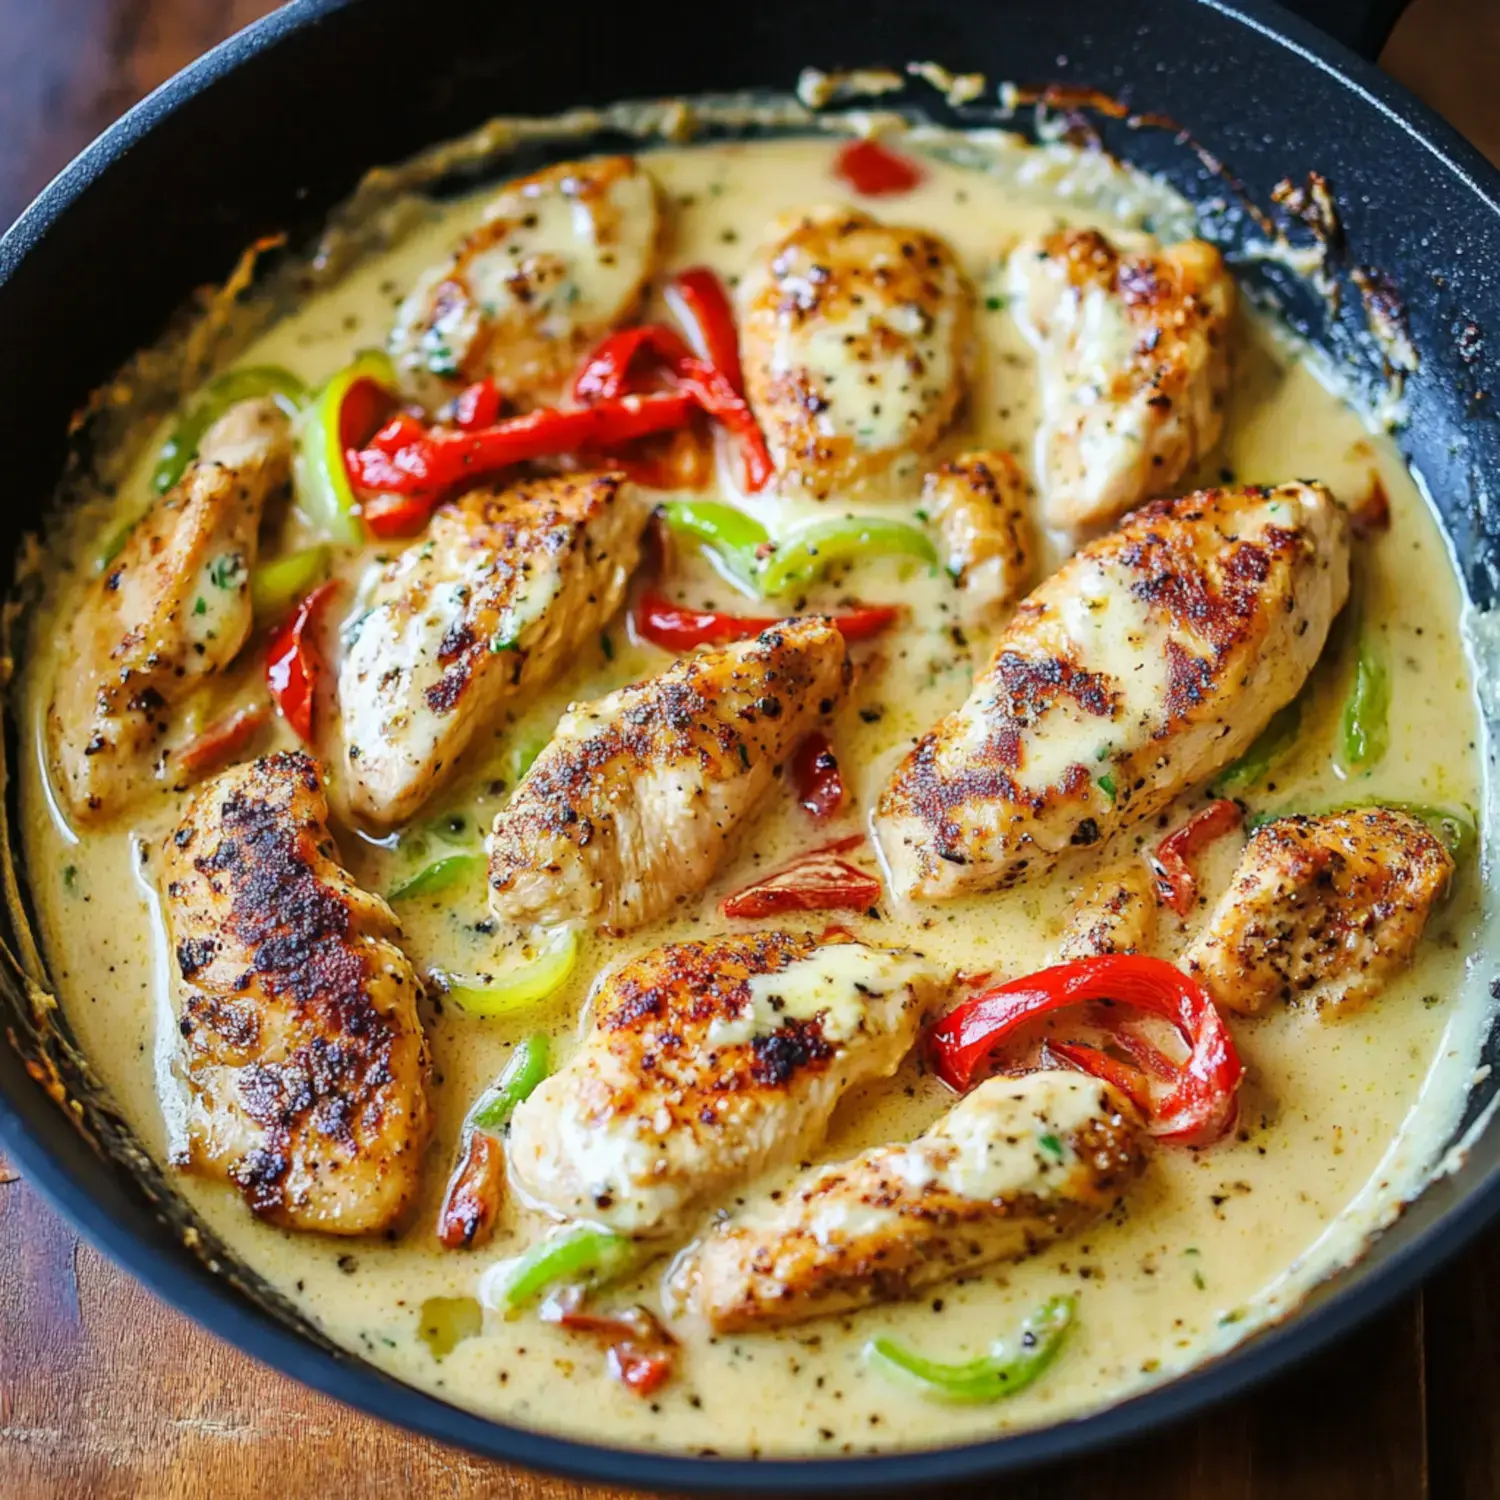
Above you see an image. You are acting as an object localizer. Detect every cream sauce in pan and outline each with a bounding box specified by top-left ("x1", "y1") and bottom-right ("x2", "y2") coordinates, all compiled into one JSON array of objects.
[{"x1": 16, "y1": 132, "x2": 1493, "y2": 1456}]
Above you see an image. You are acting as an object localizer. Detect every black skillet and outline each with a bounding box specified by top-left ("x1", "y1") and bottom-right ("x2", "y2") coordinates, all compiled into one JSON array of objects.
[{"x1": 1, "y1": 0, "x2": 1498, "y2": 1490}]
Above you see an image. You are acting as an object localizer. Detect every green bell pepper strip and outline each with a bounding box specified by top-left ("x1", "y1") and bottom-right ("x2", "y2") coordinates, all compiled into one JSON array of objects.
[
  {"x1": 1248, "y1": 800, "x2": 1477, "y2": 865},
  {"x1": 152, "y1": 365, "x2": 308, "y2": 496},
  {"x1": 758, "y1": 516, "x2": 937, "y2": 599},
  {"x1": 507, "y1": 731, "x2": 550, "y2": 787},
  {"x1": 297, "y1": 350, "x2": 399, "y2": 545},
  {"x1": 660, "y1": 499, "x2": 769, "y2": 591},
  {"x1": 866, "y1": 1295, "x2": 1076, "y2": 1403},
  {"x1": 251, "y1": 544, "x2": 332, "y2": 622},
  {"x1": 497, "y1": 1225, "x2": 640, "y2": 1310},
  {"x1": 469, "y1": 1036, "x2": 551, "y2": 1133},
  {"x1": 388, "y1": 852, "x2": 485, "y2": 903},
  {"x1": 1215, "y1": 695, "x2": 1302, "y2": 795},
  {"x1": 435, "y1": 929, "x2": 580, "y2": 1017},
  {"x1": 1337, "y1": 631, "x2": 1390, "y2": 775}
]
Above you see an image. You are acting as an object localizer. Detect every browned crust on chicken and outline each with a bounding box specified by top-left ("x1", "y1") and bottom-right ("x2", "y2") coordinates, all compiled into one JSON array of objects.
[
  {"x1": 740, "y1": 206, "x2": 973, "y2": 498},
  {"x1": 1011, "y1": 228, "x2": 1234, "y2": 531},
  {"x1": 1182, "y1": 807, "x2": 1453, "y2": 1016},
  {"x1": 675, "y1": 1072, "x2": 1145, "y2": 1332},
  {"x1": 161, "y1": 752, "x2": 431, "y2": 1233},
  {"x1": 488, "y1": 616, "x2": 852, "y2": 931},
  {"x1": 339, "y1": 470, "x2": 649, "y2": 827},
  {"x1": 876, "y1": 483, "x2": 1350, "y2": 900},
  {"x1": 506, "y1": 931, "x2": 946, "y2": 1237},
  {"x1": 48, "y1": 398, "x2": 291, "y2": 823},
  {"x1": 389, "y1": 155, "x2": 660, "y2": 411},
  {"x1": 925, "y1": 449, "x2": 1035, "y2": 639},
  {"x1": 1057, "y1": 860, "x2": 1160, "y2": 959}
]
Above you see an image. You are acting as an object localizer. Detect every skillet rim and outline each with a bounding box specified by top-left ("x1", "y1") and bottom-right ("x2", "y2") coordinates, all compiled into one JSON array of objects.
[{"x1": 2, "y1": 0, "x2": 1499, "y2": 1489}]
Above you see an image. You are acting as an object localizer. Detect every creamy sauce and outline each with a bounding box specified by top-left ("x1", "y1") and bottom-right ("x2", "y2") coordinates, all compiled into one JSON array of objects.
[{"x1": 15, "y1": 130, "x2": 1493, "y2": 1458}]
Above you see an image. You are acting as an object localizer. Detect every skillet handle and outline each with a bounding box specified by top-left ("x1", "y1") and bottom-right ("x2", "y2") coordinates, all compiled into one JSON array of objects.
[{"x1": 1275, "y1": 0, "x2": 1412, "y2": 60}]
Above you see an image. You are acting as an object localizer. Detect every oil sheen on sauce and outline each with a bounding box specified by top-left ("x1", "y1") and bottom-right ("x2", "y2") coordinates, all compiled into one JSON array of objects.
[{"x1": 17, "y1": 132, "x2": 1492, "y2": 1457}]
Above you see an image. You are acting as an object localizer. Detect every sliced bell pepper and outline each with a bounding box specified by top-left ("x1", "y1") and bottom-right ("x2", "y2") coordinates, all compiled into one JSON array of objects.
[
  {"x1": 153, "y1": 364, "x2": 308, "y2": 496},
  {"x1": 866, "y1": 1296, "x2": 1075, "y2": 1402},
  {"x1": 452, "y1": 378, "x2": 504, "y2": 431},
  {"x1": 470, "y1": 1035, "x2": 552, "y2": 1133},
  {"x1": 721, "y1": 836, "x2": 881, "y2": 919},
  {"x1": 434, "y1": 929, "x2": 579, "y2": 1017},
  {"x1": 436, "y1": 1037, "x2": 552, "y2": 1250},
  {"x1": 758, "y1": 516, "x2": 937, "y2": 598},
  {"x1": 493, "y1": 1225, "x2": 641, "y2": 1311},
  {"x1": 632, "y1": 592, "x2": 899, "y2": 653},
  {"x1": 1337, "y1": 630, "x2": 1391, "y2": 775},
  {"x1": 175, "y1": 703, "x2": 269, "y2": 781},
  {"x1": 347, "y1": 391, "x2": 695, "y2": 502},
  {"x1": 833, "y1": 138, "x2": 925, "y2": 197},
  {"x1": 792, "y1": 732, "x2": 845, "y2": 819},
  {"x1": 928, "y1": 954, "x2": 1245, "y2": 1147},
  {"x1": 265, "y1": 580, "x2": 340, "y2": 743},
  {"x1": 572, "y1": 318, "x2": 772, "y2": 492},
  {"x1": 388, "y1": 852, "x2": 485, "y2": 903},
  {"x1": 297, "y1": 350, "x2": 399, "y2": 544},
  {"x1": 665, "y1": 267, "x2": 747, "y2": 394},
  {"x1": 1150, "y1": 799, "x2": 1244, "y2": 916},
  {"x1": 660, "y1": 498, "x2": 769, "y2": 591},
  {"x1": 540, "y1": 1293, "x2": 678, "y2": 1397},
  {"x1": 250, "y1": 544, "x2": 331, "y2": 622}
]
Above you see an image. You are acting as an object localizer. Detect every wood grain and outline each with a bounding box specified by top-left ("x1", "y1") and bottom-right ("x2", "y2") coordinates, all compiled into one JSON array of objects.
[{"x1": 0, "y1": 3, "x2": 1495, "y2": 1497}]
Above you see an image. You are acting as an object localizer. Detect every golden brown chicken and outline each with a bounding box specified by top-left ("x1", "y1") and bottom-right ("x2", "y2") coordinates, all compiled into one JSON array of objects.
[
  {"x1": 1056, "y1": 859, "x2": 1160, "y2": 959},
  {"x1": 388, "y1": 155, "x2": 660, "y2": 411},
  {"x1": 1009, "y1": 229, "x2": 1234, "y2": 532},
  {"x1": 338, "y1": 471, "x2": 650, "y2": 828},
  {"x1": 1182, "y1": 807, "x2": 1453, "y2": 1016},
  {"x1": 507, "y1": 930, "x2": 946, "y2": 1238},
  {"x1": 48, "y1": 398, "x2": 292, "y2": 823},
  {"x1": 924, "y1": 450, "x2": 1036, "y2": 639},
  {"x1": 487, "y1": 616, "x2": 851, "y2": 932},
  {"x1": 739, "y1": 205, "x2": 973, "y2": 499},
  {"x1": 672, "y1": 1070, "x2": 1145, "y2": 1332},
  {"x1": 160, "y1": 752, "x2": 431, "y2": 1234},
  {"x1": 876, "y1": 483, "x2": 1350, "y2": 902}
]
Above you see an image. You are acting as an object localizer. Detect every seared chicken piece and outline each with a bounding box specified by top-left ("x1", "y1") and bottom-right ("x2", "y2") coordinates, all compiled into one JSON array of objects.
[
  {"x1": 673, "y1": 1071, "x2": 1144, "y2": 1332},
  {"x1": 339, "y1": 471, "x2": 649, "y2": 828},
  {"x1": 160, "y1": 752, "x2": 431, "y2": 1234},
  {"x1": 739, "y1": 206, "x2": 972, "y2": 499},
  {"x1": 924, "y1": 450, "x2": 1035, "y2": 638},
  {"x1": 876, "y1": 483, "x2": 1350, "y2": 902},
  {"x1": 48, "y1": 398, "x2": 292, "y2": 823},
  {"x1": 488, "y1": 617, "x2": 851, "y2": 931},
  {"x1": 1182, "y1": 807, "x2": 1453, "y2": 1016},
  {"x1": 507, "y1": 931, "x2": 946, "y2": 1238},
  {"x1": 1056, "y1": 860, "x2": 1160, "y2": 959},
  {"x1": 1009, "y1": 229, "x2": 1234, "y2": 531},
  {"x1": 389, "y1": 155, "x2": 660, "y2": 411}
]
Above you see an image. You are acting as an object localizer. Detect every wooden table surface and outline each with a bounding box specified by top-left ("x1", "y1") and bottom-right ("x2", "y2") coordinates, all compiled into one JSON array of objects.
[{"x1": 4, "y1": 3, "x2": 1500, "y2": 1497}]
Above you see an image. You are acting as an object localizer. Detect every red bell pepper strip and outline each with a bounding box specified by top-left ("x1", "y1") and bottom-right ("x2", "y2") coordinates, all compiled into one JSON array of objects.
[
  {"x1": 721, "y1": 836, "x2": 882, "y2": 919},
  {"x1": 1045, "y1": 1041, "x2": 1153, "y2": 1117},
  {"x1": 793, "y1": 732, "x2": 845, "y2": 818},
  {"x1": 632, "y1": 592, "x2": 900, "y2": 653},
  {"x1": 927, "y1": 954, "x2": 1244, "y2": 1147},
  {"x1": 265, "y1": 580, "x2": 340, "y2": 743},
  {"x1": 176, "y1": 702, "x2": 269, "y2": 781},
  {"x1": 347, "y1": 391, "x2": 697, "y2": 499},
  {"x1": 452, "y1": 378, "x2": 504, "y2": 431},
  {"x1": 834, "y1": 138, "x2": 925, "y2": 197},
  {"x1": 1151, "y1": 799, "x2": 1244, "y2": 916},
  {"x1": 666, "y1": 267, "x2": 747, "y2": 394},
  {"x1": 572, "y1": 320, "x2": 773, "y2": 492},
  {"x1": 540, "y1": 1294, "x2": 677, "y2": 1397},
  {"x1": 436, "y1": 1132, "x2": 504, "y2": 1251},
  {"x1": 361, "y1": 490, "x2": 440, "y2": 540}
]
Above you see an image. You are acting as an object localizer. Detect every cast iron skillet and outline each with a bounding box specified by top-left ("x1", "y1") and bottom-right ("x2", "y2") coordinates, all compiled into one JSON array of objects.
[{"x1": 2, "y1": 0, "x2": 1498, "y2": 1490}]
